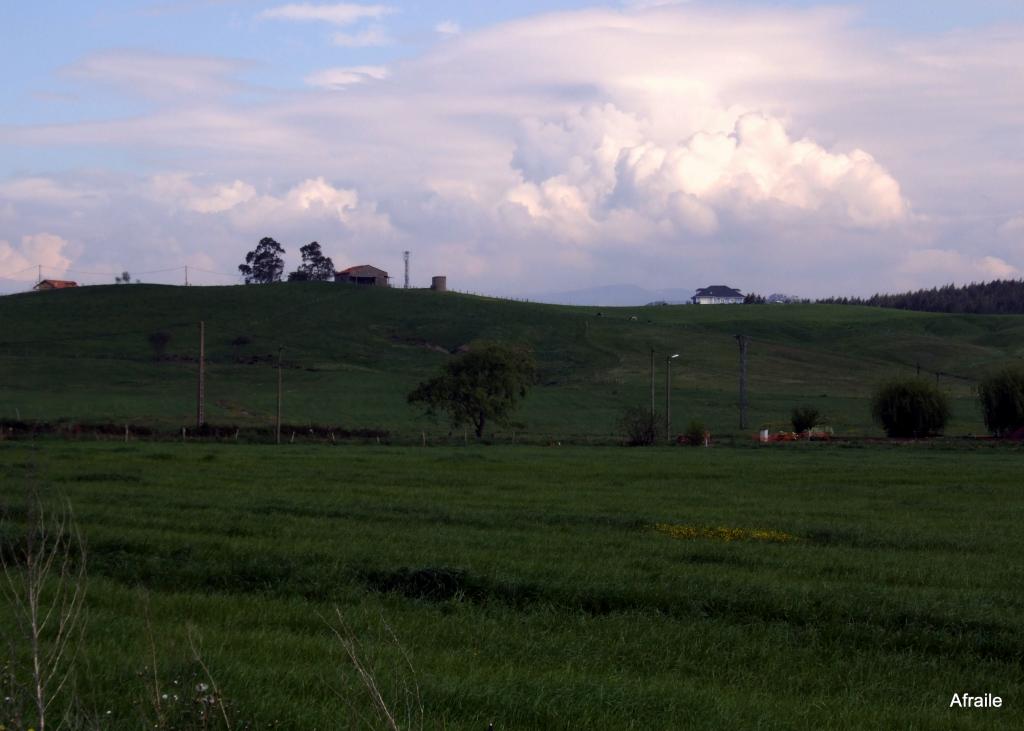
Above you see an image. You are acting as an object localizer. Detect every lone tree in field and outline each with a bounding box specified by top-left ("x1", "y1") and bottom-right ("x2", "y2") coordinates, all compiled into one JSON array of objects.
[
  {"x1": 871, "y1": 379, "x2": 950, "y2": 438},
  {"x1": 288, "y1": 241, "x2": 335, "y2": 282},
  {"x1": 408, "y1": 343, "x2": 536, "y2": 438},
  {"x1": 977, "y1": 366, "x2": 1024, "y2": 436},
  {"x1": 239, "y1": 237, "x2": 286, "y2": 284}
]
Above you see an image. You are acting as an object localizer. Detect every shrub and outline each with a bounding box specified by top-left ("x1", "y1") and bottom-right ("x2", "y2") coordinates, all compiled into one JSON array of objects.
[
  {"x1": 147, "y1": 331, "x2": 171, "y2": 360},
  {"x1": 791, "y1": 406, "x2": 820, "y2": 433},
  {"x1": 682, "y1": 420, "x2": 708, "y2": 446},
  {"x1": 618, "y1": 406, "x2": 660, "y2": 446},
  {"x1": 977, "y1": 367, "x2": 1024, "y2": 436},
  {"x1": 871, "y1": 379, "x2": 950, "y2": 438}
]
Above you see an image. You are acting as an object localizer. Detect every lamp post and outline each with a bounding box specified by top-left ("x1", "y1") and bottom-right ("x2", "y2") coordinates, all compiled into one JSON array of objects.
[{"x1": 666, "y1": 353, "x2": 679, "y2": 442}]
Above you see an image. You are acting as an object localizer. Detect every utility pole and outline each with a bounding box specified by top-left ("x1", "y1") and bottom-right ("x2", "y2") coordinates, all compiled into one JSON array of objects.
[
  {"x1": 37, "y1": 265, "x2": 41, "y2": 285},
  {"x1": 196, "y1": 321, "x2": 205, "y2": 428},
  {"x1": 403, "y1": 251, "x2": 410, "y2": 289},
  {"x1": 650, "y1": 347, "x2": 655, "y2": 416},
  {"x1": 185, "y1": 265, "x2": 189, "y2": 287},
  {"x1": 735, "y1": 335, "x2": 749, "y2": 430},
  {"x1": 276, "y1": 346, "x2": 283, "y2": 445}
]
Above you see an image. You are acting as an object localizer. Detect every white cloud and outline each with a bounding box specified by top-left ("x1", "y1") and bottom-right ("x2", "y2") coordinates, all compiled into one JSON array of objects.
[
  {"x1": 64, "y1": 51, "x2": 246, "y2": 100},
  {"x1": 0, "y1": 177, "x2": 104, "y2": 205},
  {"x1": 998, "y1": 216, "x2": 1024, "y2": 237},
  {"x1": 504, "y1": 106, "x2": 906, "y2": 241},
  {"x1": 435, "y1": 20, "x2": 461, "y2": 36},
  {"x1": 305, "y1": 65, "x2": 389, "y2": 89},
  {"x1": 260, "y1": 3, "x2": 393, "y2": 26},
  {"x1": 0, "y1": 234, "x2": 73, "y2": 280},
  {"x1": 898, "y1": 249, "x2": 1020, "y2": 283},
  {"x1": 331, "y1": 26, "x2": 392, "y2": 47},
  {"x1": 5, "y1": 4, "x2": 1024, "y2": 295}
]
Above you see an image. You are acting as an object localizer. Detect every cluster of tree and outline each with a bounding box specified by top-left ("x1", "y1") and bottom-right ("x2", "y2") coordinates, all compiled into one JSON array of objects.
[
  {"x1": 238, "y1": 238, "x2": 335, "y2": 284},
  {"x1": 818, "y1": 280, "x2": 1024, "y2": 314},
  {"x1": 871, "y1": 367, "x2": 1024, "y2": 438}
]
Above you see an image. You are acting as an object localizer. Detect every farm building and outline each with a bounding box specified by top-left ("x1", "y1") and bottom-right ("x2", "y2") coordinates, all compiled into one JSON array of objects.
[
  {"x1": 335, "y1": 265, "x2": 389, "y2": 286},
  {"x1": 33, "y1": 279, "x2": 78, "y2": 291},
  {"x1": 692, "y1": 285, "x2": 744, "y2": 305}
]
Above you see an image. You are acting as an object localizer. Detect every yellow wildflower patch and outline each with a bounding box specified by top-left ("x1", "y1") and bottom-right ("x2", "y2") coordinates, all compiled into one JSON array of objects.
[{"x1": 654, "y1": 523, "x2": 799, "y2": 543}]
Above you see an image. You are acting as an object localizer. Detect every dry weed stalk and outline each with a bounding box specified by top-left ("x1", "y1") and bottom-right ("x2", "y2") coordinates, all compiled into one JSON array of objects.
[
  {"x1": 328, "y1": 608, "x2": 424, "y2": 731},
  {"x1": 1, "y1": 495, "x2": 87, "y2": 731}
]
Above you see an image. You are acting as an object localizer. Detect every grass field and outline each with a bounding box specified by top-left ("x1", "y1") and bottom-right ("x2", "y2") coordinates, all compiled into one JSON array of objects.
[
  {"x1": 2, "y1": 440, "x2": 1022, "y2": 728},
  {"x1": 3, "y1": 283, "x2": 1024, "y2": 438}
]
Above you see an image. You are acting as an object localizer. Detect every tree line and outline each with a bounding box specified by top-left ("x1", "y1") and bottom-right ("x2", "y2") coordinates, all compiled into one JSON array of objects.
[{"x1": 817, "y1": 280, "x2": 1024, "y2": 314}]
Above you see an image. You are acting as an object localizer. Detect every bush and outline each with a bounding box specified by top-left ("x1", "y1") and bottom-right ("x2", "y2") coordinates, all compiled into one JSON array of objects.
[
  {"x1": 977, "y1": 367, "x2": 1024, "y2": 436},
  {"x1": 147, "y1": 331, "x2": 171, "y2": 360},
  {"x1": 871, "y1": 379, "x2": 950, "y2": 438},
  {"x1": 791, "y1": 406, "x2": 820, "y2": 433},
  {"x1": 617, "y1": 406, "x2": 660, "y2": 446},
  {"x1": 682, "y1": 420, "x2": 708, "y2": 446}
]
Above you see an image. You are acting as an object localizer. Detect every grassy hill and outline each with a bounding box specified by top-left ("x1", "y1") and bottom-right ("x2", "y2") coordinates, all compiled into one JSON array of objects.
[{"x1": 2, "y1": 283, "x2": 1023, "y2": 438}]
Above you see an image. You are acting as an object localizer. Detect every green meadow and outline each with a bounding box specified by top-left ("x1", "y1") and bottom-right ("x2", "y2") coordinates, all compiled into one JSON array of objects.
[
  {"x1": 3, "y1": 283, "x2": 1024, "y2": 438},
  {"x1": 1, "y1": 441, "x2": 1022, "y2": 729},
  {"x1": 1, "y1": 285, "x2": 1023, "y2": 728}
]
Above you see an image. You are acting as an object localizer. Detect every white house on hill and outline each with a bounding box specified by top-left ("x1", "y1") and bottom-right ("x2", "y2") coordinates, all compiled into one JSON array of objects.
[{"x1": 692, "y1": 285, "x2": 744, "y2": 305}]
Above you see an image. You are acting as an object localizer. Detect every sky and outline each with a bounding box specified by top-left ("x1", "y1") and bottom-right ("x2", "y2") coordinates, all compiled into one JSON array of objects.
[{"x1": 1, "y1": 0, "x2": 1023, "y2": 297}]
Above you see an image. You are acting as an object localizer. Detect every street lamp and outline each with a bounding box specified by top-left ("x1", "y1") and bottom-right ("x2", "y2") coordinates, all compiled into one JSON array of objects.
[{"x1": 666, "y1": 353, "x2": 679, "y2": 443}]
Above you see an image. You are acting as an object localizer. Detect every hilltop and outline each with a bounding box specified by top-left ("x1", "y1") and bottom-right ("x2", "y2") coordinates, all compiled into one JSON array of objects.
[{"x1": 2, "y1": 283, "x2": 1023, "y2": 437}]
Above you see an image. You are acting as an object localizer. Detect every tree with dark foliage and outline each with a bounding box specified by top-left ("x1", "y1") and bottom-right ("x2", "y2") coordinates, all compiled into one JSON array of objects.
[
  {"x1": 408, "y1": 343, "x2": 536, "y2": 438},
  {"x1": 977, "y1": 367, "x2": 1024, "y2": 436},
  {"x1": 871, "y1": 379, "x2": 950, "y2": 438},
  {"x1": 288, "y1": 241, "x2": 335, "y2": 282},
  {"x1": 239, "y1": 237, "x2": 286, "y2": 284}
]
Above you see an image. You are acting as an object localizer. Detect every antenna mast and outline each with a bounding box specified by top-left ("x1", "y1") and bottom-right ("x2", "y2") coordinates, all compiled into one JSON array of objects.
[{"x1": 403, "y1": 251, "x2": 410, "y2": 289}]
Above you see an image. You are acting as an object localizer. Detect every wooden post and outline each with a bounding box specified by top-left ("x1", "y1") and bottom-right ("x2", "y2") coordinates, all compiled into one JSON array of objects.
[
  {"x1": 650, "y1": 347, "x2": 655, "y2": 417},
  {"x1": 197, "y1": 321, "x2": 205, "y2": 428},
  {"x1": 276, "y1": 346, "x2": 283, "y2": 445},
  {"x1": 421, "y1": 431, "x2": 426, "y2": 447},
  {"x1": 735, "y1": 335, "x2": 750, "y2": 430}
]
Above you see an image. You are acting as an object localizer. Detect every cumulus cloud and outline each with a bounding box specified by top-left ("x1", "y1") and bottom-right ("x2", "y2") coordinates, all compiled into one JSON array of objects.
[
  {"x1": 3, "y1": 3, "x2": 1023, "y2": 295},
  {"x1": 260, "y1": 3, "x2": 393, "y2": 26},
  {"x1": 0, "y1": 234, "x2": 73, "y2": 280},
  {"x1": 506, "y1": 106, "x2": 906, "y2": 241},
  {"x1": 305, "y1": 65, "x2": 389, "y2": 89}
]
